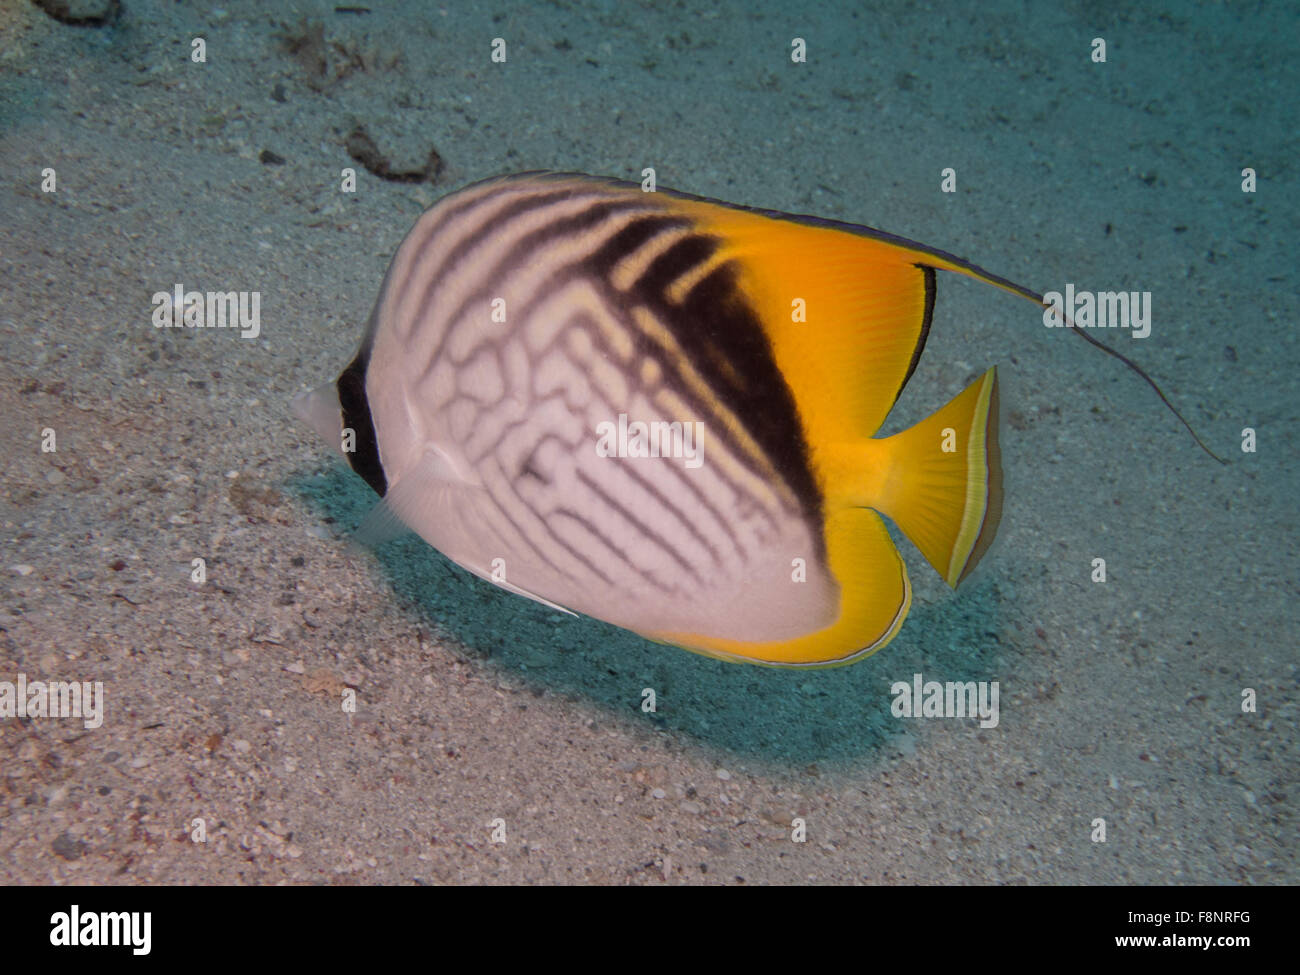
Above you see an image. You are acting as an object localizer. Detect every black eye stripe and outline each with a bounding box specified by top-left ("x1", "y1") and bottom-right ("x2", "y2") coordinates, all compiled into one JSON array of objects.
[{"x1": 336, "y1": 351, "x2": 387, "y2": 496}]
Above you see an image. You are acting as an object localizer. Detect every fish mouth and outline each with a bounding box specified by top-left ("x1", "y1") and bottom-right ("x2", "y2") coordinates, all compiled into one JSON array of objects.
[{"x1": 291, "y1": 382, "x2": 342, "y2": 443}]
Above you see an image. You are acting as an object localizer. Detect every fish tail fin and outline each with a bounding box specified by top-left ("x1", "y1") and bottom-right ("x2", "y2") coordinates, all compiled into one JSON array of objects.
[{"x1": 833, "y1": 366, "x2": 1002, "y2": 588}]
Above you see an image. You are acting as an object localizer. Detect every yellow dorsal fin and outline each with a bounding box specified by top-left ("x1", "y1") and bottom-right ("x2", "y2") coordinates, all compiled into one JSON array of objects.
[
  {"x1": 660, "y1": 186, "x2": 1222, "y2": 463},
  {"x1": 664, "y1": 196, "x2": 956, "y2": 447}
]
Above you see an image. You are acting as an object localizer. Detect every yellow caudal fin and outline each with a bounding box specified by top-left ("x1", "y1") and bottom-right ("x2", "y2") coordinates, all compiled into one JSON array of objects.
[{"x1": 828, "y1": 367, "x2": 1003, "y2": 588}]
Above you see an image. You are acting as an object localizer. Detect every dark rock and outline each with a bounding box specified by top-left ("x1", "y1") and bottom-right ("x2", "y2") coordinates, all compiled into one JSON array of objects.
[
  {"x1": 31, "y1": 0, "x2": 120, "y2": 27},
  {"x1": 345, "y1": 125, "x2": 442, "y2": 184},
  {"x1": 52, "y1": 831, "x2": 87, "y2": 860}
]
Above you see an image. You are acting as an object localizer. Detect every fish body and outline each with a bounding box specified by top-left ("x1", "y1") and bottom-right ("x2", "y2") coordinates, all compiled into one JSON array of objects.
[{"x1": 296, "y1": 173, "x2": 1022, "y2": 667}]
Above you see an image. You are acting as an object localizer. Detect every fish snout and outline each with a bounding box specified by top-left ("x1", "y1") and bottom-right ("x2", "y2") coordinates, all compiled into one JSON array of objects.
[{"x1": 292, "y1": 382, "x2": 344, "y2": 449}]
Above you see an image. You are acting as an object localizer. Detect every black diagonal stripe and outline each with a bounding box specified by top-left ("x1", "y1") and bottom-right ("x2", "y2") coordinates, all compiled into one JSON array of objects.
[
  {"x1": 575, "y1": 468, "x2": 702, "y2": 583},
  {"x1": 552, "y1": 509, "x2": 676, "y2": 596},
  {"x1": 620, "y1": 247, "x2": 825, "y2": 556},
  {"x1": 400, "y1": 187, "x2": 605, "y2": 349},
  {"x1": 475, "y1": 473, "x2": 585, "y2": 584},
  {"x1": 395, "y1": 183, "x2": 578, "y2": 315},
  {"x1": 584, "y1": 214, "x2": 692, "y2": 282},
  {"x1": 479, "y1": 310, "x2": 750, "y2": 566},
  {"x1": 613, "y1": 455, "x2": 723, "y2": 568},
  {"x1": 512, "y1": 247, "x2": 787, "y2": 547},
  {"x1": 387, "y1": 181, "x2": 508, "y2": 324},
  {"x1": 548, "y1": 307, "x2": 754, "y2": 562},
  {"x1": 432, "y1": 201, "x2": 656, "y2": 368},
  {"x1": 477, "y1": 454, "x2": 615, "y2": 588}
]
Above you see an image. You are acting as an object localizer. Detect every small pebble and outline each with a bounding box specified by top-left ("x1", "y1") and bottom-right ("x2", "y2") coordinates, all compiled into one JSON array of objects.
[
  {"x1": 681, "y1": 800, "x2": 703, "y2": 815},
  {"x1": 651, "y1": 787, "x2": 666, "y2": 799},
  {"x1": 232, "y1": 739, "x2": 252, "y2": 754},
  {"x1": 46, "y1": 470, "x2": 66, "y2": 485},
  {"x1": 716, "y1": 768, "x2": 732, "y2": 781},
  {"x1": 51, "y1": 832, "x2": 86, "y2": 861},
  {"x1": 12, "y1": 565, "x2": 34, "y2": 576}
]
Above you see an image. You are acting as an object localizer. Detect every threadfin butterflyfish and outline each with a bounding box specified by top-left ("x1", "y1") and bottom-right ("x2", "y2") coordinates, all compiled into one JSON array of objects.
[{"x1": 295, "y1": 172, "x2": 1213, "y2": 667}]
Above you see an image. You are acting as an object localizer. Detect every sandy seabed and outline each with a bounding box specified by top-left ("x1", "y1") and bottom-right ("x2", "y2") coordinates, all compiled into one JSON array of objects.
[{"x1": 0, "y1": 0, "x2": 1295, "y2": 884}]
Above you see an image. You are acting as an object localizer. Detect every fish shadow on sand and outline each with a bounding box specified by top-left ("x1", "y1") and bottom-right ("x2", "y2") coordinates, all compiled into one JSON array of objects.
[{"x1": 291, "y1": 465, "x2": 1011, "y2": 771}]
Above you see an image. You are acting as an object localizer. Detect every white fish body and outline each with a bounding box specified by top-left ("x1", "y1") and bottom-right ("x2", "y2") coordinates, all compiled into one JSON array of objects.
[
  {"x1": 299, "y1": 172, "x2": 1211, "y2": 666},
  {"x1": 297, "y1": 174, "x2": 838, "y2": 652}
]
